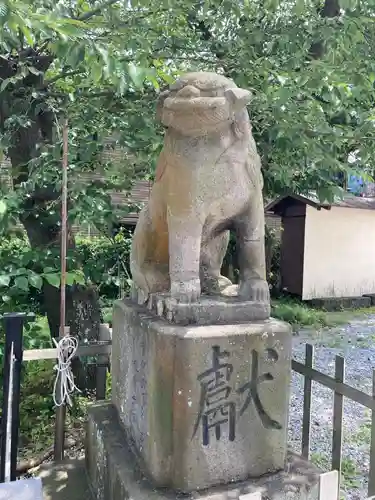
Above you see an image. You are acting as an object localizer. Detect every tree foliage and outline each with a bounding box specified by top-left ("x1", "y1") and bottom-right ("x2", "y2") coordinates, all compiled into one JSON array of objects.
[{"x1": 0, "y1": 0, "x2": 374, "y2": 338}]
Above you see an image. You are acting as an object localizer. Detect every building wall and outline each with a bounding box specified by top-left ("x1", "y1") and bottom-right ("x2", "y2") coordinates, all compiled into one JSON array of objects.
[{"x1": 302, "y1": 205, "x2": 375, "y2": 299}]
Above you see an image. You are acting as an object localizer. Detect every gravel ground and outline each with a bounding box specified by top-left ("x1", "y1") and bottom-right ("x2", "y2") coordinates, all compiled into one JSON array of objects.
[{"x1": 289, "y1": 315, "x2": 375, "y2": 500}]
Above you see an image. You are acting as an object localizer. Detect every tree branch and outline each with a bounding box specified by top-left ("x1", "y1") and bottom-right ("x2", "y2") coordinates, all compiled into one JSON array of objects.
[
  {"x1": 35, "y1": 39, "x2": 51, "y2": 53},
  {"x1": 46, "y1": 69, "x2": 85, "y2": 85},
  {"x1": 46, "y1": 89, "x2": 155, "y2": 100},
  {"x1": 76, "y1": 0, "x2": 119, "y2": 21},
  {"x1": 309, "y1": 0, "x2": 341, "y2": 59},
  {"x1": 78, "y1": 90, "x2": 116, "y2": 98},
  {"x1": 187, "y1": 6, "x2": 231, "y2": 75},
  {"x1": 321, "y1": 0, "x2": 340, "y2": 18}
]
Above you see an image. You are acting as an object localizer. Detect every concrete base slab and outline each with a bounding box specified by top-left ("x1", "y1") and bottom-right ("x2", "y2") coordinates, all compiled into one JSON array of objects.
[
  {"x1": 0, "y1": 478, "x2": 43, "y2": 500},
  {"x1": 86, "y1": 403, "x2": 321, "y2": 500},
  {"x1": 308, "y1": 296, "x2": 371, "y2": 311},
  {"x1": 363, "y1": 293, "x2": 375, "y2": 306},
  {"x1": 38, "y1": 458, "x2": 92, "y2": 500}
]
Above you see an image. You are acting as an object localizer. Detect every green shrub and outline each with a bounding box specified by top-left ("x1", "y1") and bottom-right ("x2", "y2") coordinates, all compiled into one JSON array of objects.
[
  {"x1": 0, "y1": 231, "x2": 132, "y2": 315},
  {"x1": 76, "y1": 231, "x2": 132, "y2": 302},
  {"x1": 271, "y1": 298, "x2": 328, "y2": 327},
  {"x1": 19, "y1": 360, "x2": 55, "y2": 454},
  {"x1": 0, "y1": 232, "x2": 131, "y2": 457}
]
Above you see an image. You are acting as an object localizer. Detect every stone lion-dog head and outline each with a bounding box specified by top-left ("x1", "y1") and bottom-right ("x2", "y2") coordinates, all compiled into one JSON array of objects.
[{"x1": 156, "y1": 72, "x2": 253, "y2": 139}]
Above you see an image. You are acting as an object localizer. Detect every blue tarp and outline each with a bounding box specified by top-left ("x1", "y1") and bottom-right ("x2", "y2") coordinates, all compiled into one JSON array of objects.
[{"x1": 347, "y1": 175, "x2": 364, "y2": 195}]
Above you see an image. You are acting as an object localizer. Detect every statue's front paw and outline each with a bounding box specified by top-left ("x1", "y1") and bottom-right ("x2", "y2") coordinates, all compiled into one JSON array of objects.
[
  {"x1": 239, "y1": 279, "x2": 270, "y2": 303},
  {"x1": 202, "y1": 275, "x2": 233, "y2": 295},
  {"x1": 171, "y1": 279, "x2": 201, "y2": 303},
  {"x1": 217, "y1": 275, "x2": 233, "y2": 291}
]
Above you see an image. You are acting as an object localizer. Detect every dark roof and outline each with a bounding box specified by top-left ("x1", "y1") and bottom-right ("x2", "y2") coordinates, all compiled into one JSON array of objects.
[{"x1": 265, "y1": 192, "x2": 375, "y2": 215}]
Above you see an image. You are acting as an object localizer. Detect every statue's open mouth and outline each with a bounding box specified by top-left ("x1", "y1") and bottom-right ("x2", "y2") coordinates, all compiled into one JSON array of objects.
[{"x1": 163, "y1": 96, "x2": 227, "y2": 111}]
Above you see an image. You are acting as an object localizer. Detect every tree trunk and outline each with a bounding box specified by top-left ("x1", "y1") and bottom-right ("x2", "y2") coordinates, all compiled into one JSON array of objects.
[
  {"x1": 6, "y1": 103, "x2": 101, "y2": 392},
  {"x1": 309, "y1": 0, "x2": 341, "y2": 59},
  {"x1": 42, "y1": 281, "x2": 101, "y2": 392}
]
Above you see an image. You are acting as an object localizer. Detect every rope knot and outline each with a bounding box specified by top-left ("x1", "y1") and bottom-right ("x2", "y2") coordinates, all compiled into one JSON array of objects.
[{"x1": 52, "y1": 336, "x2": 80, "y2": 407}]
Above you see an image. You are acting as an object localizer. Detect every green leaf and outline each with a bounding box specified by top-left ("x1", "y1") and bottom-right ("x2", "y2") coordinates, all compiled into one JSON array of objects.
[
  {"x1": 44, "y1": 273, "x2": 60, "y2": 288},
  {"x1": 0, "y1": 275, "x2": 10, "y2": 287},
  {"x1": 20, "y1": 25, "x2": 33, "y2": 46},
  {"x1": 65, "y1": 272, "x2": 76, "y2": 286},
  {"x1": 128, "y1": 62, "x2": 144, "y2": 88},
  {"x1": 28, "y1": 273, "x2": 43, "y2": 290},
  {"x1": 294, "y1": 0, "x2": 305, "y2": 15},
  {"x1": 91, "y1": 62, "x2": 102, "y2": 83},
  {"x1": 0, "y1": 199, "x2": 6, "y2": 217},
  {"x1": 14, "y1": 276, "x2": 29, "y2": 292},
  {"x1": 74, "y1": 272, "x2": 85, "y2": 285},
  {"x1": 14, "y1": 267, "x2": 28, "y2": 276},
  {"x1": 0, "y1": 78, "x2": 10, "y2": 93},
  {"x1": 66, "y1": 271, "x2": 85, "y2": 286},
  {"x1": 28, "y1": 66, "x2": 41, "y2": 76},
  {"x1": 0, "y1": 2, "x2": 7, "y2": 18},
  {"x1": 157, "y1": 70, "x2": 175, "y2": 85},
  {"x1": 43, "y1": 267, "x2": 55, "y2": 274}
]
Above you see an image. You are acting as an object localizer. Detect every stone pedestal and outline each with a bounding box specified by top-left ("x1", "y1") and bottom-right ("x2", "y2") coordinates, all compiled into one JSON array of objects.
[
  {"x1": 86, "y1": 298, "x2": 321, "y2": 499},
  {"x1": 111, "y1": 299, "x2": 291, "y2": 492}
]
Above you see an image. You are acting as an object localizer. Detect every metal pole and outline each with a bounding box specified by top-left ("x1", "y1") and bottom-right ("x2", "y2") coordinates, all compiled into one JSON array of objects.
[
  {"x1": 60, "y1": 118, "x2": 68, "y2": 341},
  {"x1": 0, "y1": 318, "x2": 13, "y2": 482},
  {"x1": 54, "y1": 118, "x2": 69, "y2": 462},
  {"x1": 4, "y1": 343, "x2": 14, "y2": 482},
  {"x1": 0, "y1": 313, "x2": 32, "y2": 482}
]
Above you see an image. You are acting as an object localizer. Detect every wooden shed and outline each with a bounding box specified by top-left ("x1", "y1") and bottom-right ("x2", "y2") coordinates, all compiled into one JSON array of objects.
[{"x1": 265, "y1": 193, "x2": 375, "y2": 300}]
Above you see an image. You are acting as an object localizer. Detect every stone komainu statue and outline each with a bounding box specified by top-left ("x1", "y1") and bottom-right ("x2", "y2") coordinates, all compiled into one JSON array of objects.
[{"x1": 130, "y1": 71, "x2": 269, "y2": 305}]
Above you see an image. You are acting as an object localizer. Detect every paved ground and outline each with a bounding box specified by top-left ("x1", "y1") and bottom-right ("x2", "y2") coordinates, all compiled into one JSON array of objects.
[{"x1": 38, "y1": 458, "x2": 92, "y2": 500}]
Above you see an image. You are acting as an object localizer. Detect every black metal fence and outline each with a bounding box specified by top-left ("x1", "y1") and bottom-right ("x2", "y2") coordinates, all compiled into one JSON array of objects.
[
  {"x1": 0, "y1": 315, "x2": 111, "y2": 482},
  {"x1": 293, "y1": 344, "x2": 375, "y2": 498}
]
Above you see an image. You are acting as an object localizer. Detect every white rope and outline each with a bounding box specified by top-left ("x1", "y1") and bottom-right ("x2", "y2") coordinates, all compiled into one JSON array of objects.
[{"x1": 52, "y1": 336, "x2": 81, "y2": 407}]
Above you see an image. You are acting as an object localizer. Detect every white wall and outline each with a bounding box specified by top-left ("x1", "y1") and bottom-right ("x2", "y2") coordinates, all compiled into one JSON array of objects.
[{"x1": 302, "y1": 205, "x2": 375, "y2": 299}]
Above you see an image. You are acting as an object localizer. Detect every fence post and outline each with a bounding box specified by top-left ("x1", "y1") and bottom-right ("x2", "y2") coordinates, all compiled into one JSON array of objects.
[
  {"x1": 301, "y1": 344, "x2": 314, "y2": 459},
  {"x1": 331, "y1": 355, "x2": 344, "y2": 498},
  {"x1": 96, "y1": 324, "x2": 111, "y2": 400},
  {"x1": 368, "y1": 370, "x2": 375, "y2": 496},
  {"x1": 0, "y1": 313, "x2": 33, "y2": 482}
]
